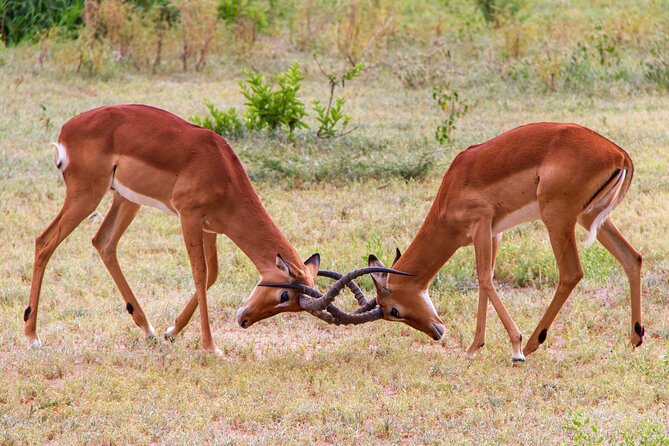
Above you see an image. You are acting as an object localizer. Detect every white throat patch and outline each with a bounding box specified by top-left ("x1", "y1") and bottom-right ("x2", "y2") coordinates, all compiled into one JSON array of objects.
[{"x1": 420, "y1": 289, "x2": 438, "y2": 315}]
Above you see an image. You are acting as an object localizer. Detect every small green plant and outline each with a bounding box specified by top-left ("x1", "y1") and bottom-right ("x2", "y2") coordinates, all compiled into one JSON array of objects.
[
  {"x1": 564, "y1": 409, "x2": 605, "y2": 445},
  {"x1": 312, "y1": 61, "x2": 364, "y2": 138},
  {"x1": 620, "y1": 421, "x2": 669, "y2": 446},
  {"x1": 190, "y1": 100, "x2": 245, "y2": 139},
  {"x1": 432, "y1": 84, "x2": 469, "y2": 145},
  {"x1": 240, "y1": 62, "x2": 307, "y2": 138}
]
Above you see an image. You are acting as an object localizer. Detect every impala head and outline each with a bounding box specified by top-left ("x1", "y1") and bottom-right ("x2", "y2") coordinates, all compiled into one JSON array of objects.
[
  {"x1": 368, "y1": 250, "x2": 446, "y2": 341},
  {"x1": 236, "y1": 253, "x2": 320, "y2": 329}
]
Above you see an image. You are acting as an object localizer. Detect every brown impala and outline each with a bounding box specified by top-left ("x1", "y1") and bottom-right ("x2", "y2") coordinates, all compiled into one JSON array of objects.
[
  {"x1": 24, "y1": 104, "x2": 406, "y2": 354},
  {"x1": 364, "y1": 122, "x2": 642, "y2": 361}
]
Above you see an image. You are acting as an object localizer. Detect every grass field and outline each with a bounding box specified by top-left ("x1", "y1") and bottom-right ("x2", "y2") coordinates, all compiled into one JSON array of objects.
[{"x1": 2, "y1": 3, "x2": 669, "y2": 444}]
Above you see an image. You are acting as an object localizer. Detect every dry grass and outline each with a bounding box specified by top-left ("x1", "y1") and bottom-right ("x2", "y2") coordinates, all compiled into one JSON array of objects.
[{"x1": 1, "y1": 46, "x2": 669, "y2": 445}]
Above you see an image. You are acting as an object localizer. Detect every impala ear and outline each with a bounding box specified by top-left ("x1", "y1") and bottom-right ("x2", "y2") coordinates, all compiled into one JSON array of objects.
[
  {"x1": 393, "y1": 247, "x2": 402, "y2": 266},
  {"x1": 276, "y1": 254, "x2": 291, "y2": 276},
  {"x1": 304, "y1": 253, "x2": 320, "y2": 277},
  {"x1": 368, "y1": 254, "x2": 389, "y2": 290}
]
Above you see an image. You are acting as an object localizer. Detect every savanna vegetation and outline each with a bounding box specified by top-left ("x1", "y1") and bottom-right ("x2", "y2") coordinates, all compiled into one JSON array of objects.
[{"x1": 1, "y1": 0, "x2": 669, "y2": 444}]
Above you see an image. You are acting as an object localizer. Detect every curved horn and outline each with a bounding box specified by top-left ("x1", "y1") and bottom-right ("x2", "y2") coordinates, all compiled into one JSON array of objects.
[
  {"x1": 317, "y1": 270, "x2": 368, "y2": 307},
  {"x1": 257, "y1": 282, "x2": 322, "y2": 298},
  {"x1": 308, "y1": 308, "x2": 342, "y2": 326},
  {"x1": 300, "y1": 266, "x2": 413, "y2": 312},
  {"x1": 325, "y1": 305, "x2": 383, "y2": 325}
]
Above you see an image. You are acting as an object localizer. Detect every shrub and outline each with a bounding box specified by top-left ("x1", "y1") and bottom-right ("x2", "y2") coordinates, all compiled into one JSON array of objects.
[
  {"x1": 240, "y1": 62, "x2": 307, "y2": 138},
  {"x1": 0, "y1": 0, "x2": 84, "y2": 46},
  {"x1": 191, "y1": 100, "x2": 245, "y2": 139},
  {"x1": 176, "y1": 0, "x2": 219, "y2": 72}
]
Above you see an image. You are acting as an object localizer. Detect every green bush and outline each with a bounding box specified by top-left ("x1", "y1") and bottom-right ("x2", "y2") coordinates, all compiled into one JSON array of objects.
[
  {"x1": 240, "y1": 62, "x2": 307, "y2": 138},
  {"x1": 217, "y1": 0, "x2": 267, "y2": 31},
  {"x1": 0, "y1": 0, "x2": 84, "y2": 46},
  {"x1": 190, "y1": 100, "x2": 245, "y2": 139}
]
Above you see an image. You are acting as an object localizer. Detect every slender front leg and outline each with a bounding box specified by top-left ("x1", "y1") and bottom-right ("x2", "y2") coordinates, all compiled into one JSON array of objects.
[
  {"x1": 180, "y1": 212, "x2": 221, "y2": 355},
  {"x1": 467, "y1": 233, "x2": 501, "y2": 357},
  {"x1": 472, "y1": 223, "x2": 524, "y2": 361},
  {"x1": 165, "y1": 232, "x2": 218, "y2": 339}
]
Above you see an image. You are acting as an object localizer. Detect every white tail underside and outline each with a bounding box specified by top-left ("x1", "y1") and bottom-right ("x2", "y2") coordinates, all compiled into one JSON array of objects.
[
  {"x1": 584, "y1": 169, "x2": 626, "y2": 248},
  {"x1": 52, "y1": 142, "x2": 69, "y2": 172}
]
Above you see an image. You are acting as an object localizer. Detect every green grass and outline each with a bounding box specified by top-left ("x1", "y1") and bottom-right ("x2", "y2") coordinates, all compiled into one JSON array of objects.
[{"x1": 2, "y1": 28, "x2": 669, "y2": 446}]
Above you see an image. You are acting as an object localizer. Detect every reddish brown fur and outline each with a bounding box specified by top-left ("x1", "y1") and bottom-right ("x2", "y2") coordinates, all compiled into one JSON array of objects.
[
  {"x1": 370, "y1": 122, "x2": 641, "y2": 359},
  {"x1": 25, "y1": 105, "x2": 316, "y2": 353}
]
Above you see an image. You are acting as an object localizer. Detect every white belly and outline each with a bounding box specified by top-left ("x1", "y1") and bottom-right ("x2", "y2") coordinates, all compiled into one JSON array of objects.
[
  {"x1": 111, "y1": 177, "x2": 176, "y2": 215},
  {"x1": 492, "y1": 201, "x2": 540, "y2": 234}
]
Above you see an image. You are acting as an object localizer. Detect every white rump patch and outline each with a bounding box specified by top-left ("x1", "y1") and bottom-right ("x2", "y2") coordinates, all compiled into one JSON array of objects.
[
  {"x1": 585, "y1": 169, "x2": 626, "y2": 248},
  {"x1": 52, "y1": 142, "x2": 69, "y2": 172},
  {"x1": 111, "y1": 177, "x2": 176, "y2": 215},
  {"x1": 492, "y1": 202, "x2": 540, "y2": 235}
]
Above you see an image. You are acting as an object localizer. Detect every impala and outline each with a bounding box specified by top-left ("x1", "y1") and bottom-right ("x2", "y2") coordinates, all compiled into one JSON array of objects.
[
  {"x1": 24, "y1": 104, "x2": 401, "y2": 354},
  {"x1": 365, "y1": 122, "x2": 642, "y2": 361}
]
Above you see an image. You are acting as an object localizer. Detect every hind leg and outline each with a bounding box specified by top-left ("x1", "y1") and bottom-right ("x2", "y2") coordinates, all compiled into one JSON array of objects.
[
  {"x1": 523, "y1": 210, "x2": 583, "y2": 357},
  {"x1": 24, "y1": 182, "x2": 109, "y2": 347},
  {"x1": 578, "y1": 216, "x2": 643, "y2": 347},
  {"x1": 91, "y1": 192, "x2": 156, "y2": 337}
]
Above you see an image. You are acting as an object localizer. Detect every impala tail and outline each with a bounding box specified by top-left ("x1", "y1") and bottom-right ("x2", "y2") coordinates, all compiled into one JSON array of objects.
[
  {"x1": 52, "y1": 142, "x2": 70, "y2": 172},
  {"x1": 584, "y1": 149, "x2": 634, "y2": 247}
]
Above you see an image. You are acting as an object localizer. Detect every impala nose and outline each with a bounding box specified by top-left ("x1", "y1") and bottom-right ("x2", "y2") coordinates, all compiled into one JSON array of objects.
[
  {"x1": 236, "y1": 307, "x2": 248, "y2": 329},
  {"x1": 431, "y1": 323, "x2": 445, "y2": 341}
]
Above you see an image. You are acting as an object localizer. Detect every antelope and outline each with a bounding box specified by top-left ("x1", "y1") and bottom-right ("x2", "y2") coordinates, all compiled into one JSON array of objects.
[
  {"x1": 24, "y1": 104, "x2": 403, "y2": 354},
  {"x1": 362, "y1": 122, "x2": 642, "y2": 361}
]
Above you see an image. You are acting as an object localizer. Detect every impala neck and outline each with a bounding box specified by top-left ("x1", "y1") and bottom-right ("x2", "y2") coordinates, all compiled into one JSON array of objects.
[
  {"x1": 391, "y1": 205, "x2": 462, "y2": 290},
  {"x1": 224, "y1": 189, "x2": 305, "y2": 277}
]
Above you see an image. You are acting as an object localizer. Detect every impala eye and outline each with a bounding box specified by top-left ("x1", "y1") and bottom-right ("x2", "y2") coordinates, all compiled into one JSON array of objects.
[
  {"x1": 280, "y1": 291, "x2": 290, "y2": 303},
  {"x1": 390, "y1": 307, "x2": 400, "y2": 318}
]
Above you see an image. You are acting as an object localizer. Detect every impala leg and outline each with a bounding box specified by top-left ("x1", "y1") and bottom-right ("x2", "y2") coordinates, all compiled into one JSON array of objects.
[
  {"x1": 472, "y1": 223, "x2": 524, "y2": 361},
  {"x1": 467, "y1": 233, "x2": 501, "y2": 357},
  {"x1": 578, "y1": 217, "x2": 643, "y2": 347},
  {"x1": 91, "y1": 193, "x2": 155, "y2": 337},
  {"x1": 25, "y1": 186, "x2": 108, "y2": 347},
  {"x1": 165, "y1": 232, "x2": 218, "y2": 339},
  {"x1": 523, "y1": 217, "x2": 583, "y2": 357},
  {"x1": 180, "y1": 213, "x2": 221, "y2": 355}
]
